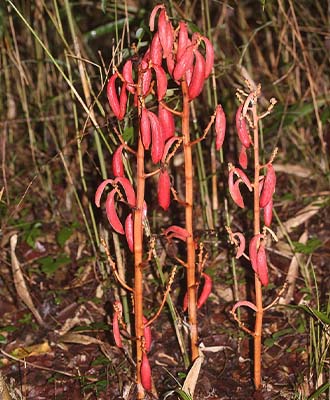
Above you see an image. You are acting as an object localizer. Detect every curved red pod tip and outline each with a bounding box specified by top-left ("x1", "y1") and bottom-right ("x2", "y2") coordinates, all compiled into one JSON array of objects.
[
  {"x1": 159, "y1": 104, "x2": 175, "y2": 141},
  {"x1": 114, "y1": 176, "x2": 136, "y2": 207},
  {"x1": 263, "y1": 197, "x2": 273, "y2": 227},
  {"x1": 239, "y1": 145, "x2": 248, "y2": 169},
  {"x1": 124, "y1": 213, "x2": 134, "y2": 252},
  {"x1": 149, "y1": 4, "x2": 164, "y2": 32},
  {"x1": 158, "y1": 169, "x2": 171, "y2": 211},
  {"x1": 161, "y1": 136, "x2": 180, "y2": 163},
  {"x1": 260, "y1": 164, "x2": 276, "y2": 208},
  {"x1": 164, "y1": 225, "x2": 190, "y2": 241},
  {"x1": 228, "y1": 169, "x2": 245, "y2": 208},
  {"x1": 107, "y1": 73, "x2": 121, "y2": 119},
  {"x1": 232, "y1": 300, "x2": 258, "y2": 313},
  {"x1": 105, "y1": 190, "x2": 125, "y2": 235},
  {"x1": 122, "y1": 60, "x2": 135, "y2": 94},
  {"x1": 150, "y1": 32, "x2": 163, "y2": 66},
  {"x1": 95, "y1": 179, "x2": 114, "y2": 207},
  {"x1": 188, "y1": 50, "x2": 206, "y2": 100},
  {"x1": 215, "y1": 104, "x2": 226, "y2": 150},
  {"x1": 112, "y1": 145, "x2": 125, "y2": 177},
  {"x1": 236, "y1": 105, "x2": 251, "y2": 148},
  {"x1": 141, "y1": 108, "x2": 151, "y2": 150},
  {"x1": 197, "y1": 273, "x2": 212, "y2": 308},
  {"x1": 257, "y1": 242, "x2": 269, "y2": 286},
  {"x1": 141, "y1": 353, "x2": 152, "y2": 391},
  {"x1": 249, "y1": 234, "x2": 264, "y2": 274}
]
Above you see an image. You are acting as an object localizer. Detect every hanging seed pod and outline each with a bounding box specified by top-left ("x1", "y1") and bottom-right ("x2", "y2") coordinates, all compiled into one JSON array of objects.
[
  {"x1": 158, "y1": 9, "x2": 173, "y2": 58},
  {"x1": 173, "y1": 45, "x2": 195, "y2": 81},
  {"x1": 257, "y1": 242, "x2": 269, "y2": 286},
  {"x1": 197, "y1": 273, "x2": 212, "y2": 308},
  {"x1": 107, "y1": 73, "x2": 121, "y2": 119},
  {"x1": 233, "y1": 167, "x2": 253, "y2": 191},
  {"x1": 95, "y1": 179, "x2": 114, "y2": 207},
  {"x1": 122, "y1": 60, "x2": 135, "y2": 94},
  {"x1": 141, "y1": 60, "x2": 152, "y2": 96},
  {"x1": 143, "y1": 316, "x2": 152, "y2": 353},
  {"x1": 118, "y1": 83, "x2": 128, "y2": 120},
  {"x1": 148, "y1": 111, "x2": 164, "y2": 164},
  {"x1": 141, "y1": 108, "x2": 151, "y2": 150},
  {"x1": 177, "y1": 21, "x2": 189, "y2": 61},
  {"x1": 260, "y1": 164, "x2": 276, "y2": 208},
  {"x1": 239, "y1": 145, "x2": 248, "y2": 169},
  {"x1": 150, "y1": 32, "x2": 163, "y2": 65},
  {"x1": 149, "y1": 4, "x2": 164, "y2": 32},
  {"x1": 152, "y1": 64, "x2": 167, "y2": 101},
  {"x1": 236, "y1": 105, "x2": 251, "y2": 148},
  {"x1": 232, "y1": 300, "x2": 258, "y2": 313},
  {"x1": 158, "y1": 169, "x2": 171, "y2": 211},
  {"x1": 141, "y1": 353, "x2": 152, "y2": 391},
  {"x1": 158, "y1": 104, "x2": 175, "y2": 141},
  {"x1": 215, "y1": 104, "x2": 226, "y2": 150},
  {"x1": 164, "y1": 225, "x2": 190, "y2": 241},
  {"x1": 166, "y1": 52, "x2": 175, "y2": 76},
  {"x1": 188, "y1": 50, "x2": 206, "y2": 100},
  {"x1": 105, "y1": 190, "x2": 125, "y2": 234},
  {"x1": 112, "y1": 301, "x2": 123, "y2": 348},
  {"x1": 249, "y1": 234, "x2": 263, "y2": 274},
  {"x1": 112, "y1": 145, "x2": 125, "y2": 177},
  {"x1": 200, "y1": 36, "x2": 214, "y2": 78},
  {"x1": 161, "y1": 137, "x2": 180, "y2": 163},
  {"x1": 229, "y1": 169, "x2": 244, "y2": 208},
  {"x1": 232, "y1": 232, "x2": 246, "y2": 259},
  {"x1": 125, "y1": 213, "x2": 134, "y2": 252},
  {"x1": 114, "y1": 177, "x2": 136, "y2": 207},
  {"x1": 263, "y1": 198, "x2": 273, "y2": 227}
]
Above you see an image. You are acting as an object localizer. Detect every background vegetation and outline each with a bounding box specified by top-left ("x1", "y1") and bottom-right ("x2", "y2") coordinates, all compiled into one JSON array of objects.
[{"x1": 0, "y1": 0, "x2": 329, "y2": 399}]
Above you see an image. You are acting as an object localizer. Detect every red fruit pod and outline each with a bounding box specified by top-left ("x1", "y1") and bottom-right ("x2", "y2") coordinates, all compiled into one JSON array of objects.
[
  {"x1": 158, "y1": 9, "x2": 173, "y2": 58},
  {"x1": 150, "y1": 32, "x2": 163, "y2": 65},
  {"x1": 158, "y1": 169, "x2": 171, "y2": 211},
  {"x1": 228, "y1": 169, "x2": 244, "y2": 208},
  {"x1": 143, "y1": 316, "x2": 152, "y2": 353},
  {"x1": 158, "y1": 104, "x2": 175, "y2": 141},
  {"x1": 152, "y1": 64, "x2": 167, "y2": 101},
  {"x1": 95, "y1": 179, "x2": 114, "y2": 207},
  {"x1": 233, "y1": 167, "x2": 253, "y2": 191},
  {"x1": 105, "y1": 190, "x2": 125, "y2": 234},
  {"x1": 232, "y1": 232, "x2": 246, "y2": 259},
  {"x1": 249, "y1": 234, "x2": 263, "y2": 274},
  {"x1": 260, "y1": 164, "x2": 276, "y2": 208},
  {"x1": 114, "y1": 177, "x2": 136, "y2": 207},
  {"x1": 148, "y1": 111, "x2": 165, "y2": 164},
  {"x1": 173, "y1": 45, "x2": 195, "y2": 81},
  {"x1": 164, "y1": 225, "x2": 190, "y2": 241},
  {"x1": 149, "y1": 4, "x2": 164, "y2": 32},
  {"x1": 166, "y1": 52, "x2": 175, "y2": 76},
  {"x1": 232, "y1": 300, "x2": 258, "y2": 313},
  {"x1": 197, "y1": 273, "x2": 212, "y2": 308},
  {"x1": 239, "y1": 145, "x2": 248, "y2": 169},
  {"x1": 118, "y1": 83, "x2": 128, "y2": 120},
  {"x1": 141, "y1": 353, "x2": 152, "y2": 391},
  {"x1": 263, "y1": 197, "x2": 273, "y2": 227},
  {"x1": 141, "y1": 108, "x2": 151, "y2": 150},
  {"x1": 122, "y1": 60, "x2": 135, "y2": 94},
  {"x1": 161, "y1": 137, "x2": 180, "y2": 163},
  {"x1": 107, "y1": 73, "x2": 121, "y2": 119},
  {"x1": 257, "y1": 242, "x2": 269, "y2": 286},
  {"x1": 125, "y1": 213, "x2": 134, "y2": 252},
  {"x1": 200, "y1": 36, "x2": 214, "y2": 78},
  {"x1": 188, "y1": 50, "x2": 206, "y2": 100},
  {"x1": 215, "y1": 104, "x2": 226, "y2": 150},
  {"x1": 112, "y1": 145, "x2": 125, "y2": 177},
  {"x1": 177, "y1": 21, "x2": 189, "y2": 61},
  {"x1": 236, "y1": 105, "x2": 251, "y2": 148}
]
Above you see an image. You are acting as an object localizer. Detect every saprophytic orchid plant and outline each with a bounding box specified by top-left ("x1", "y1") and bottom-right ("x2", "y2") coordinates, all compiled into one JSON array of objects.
[
  {"x1": 227, "y1": 81, "x2": 278, "y2": 390},
  {"x1": 95, "y1": 4, "x2": 225, "y2": 398}
]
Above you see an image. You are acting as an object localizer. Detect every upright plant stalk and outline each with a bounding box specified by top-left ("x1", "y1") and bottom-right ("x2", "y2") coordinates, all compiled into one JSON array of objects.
[
  {"x1": 181, "y1": 80, "x2": 198, "y2": 361},
  {"x1": 228, "y1": 83, "x2": 278, "y2": 390}
]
